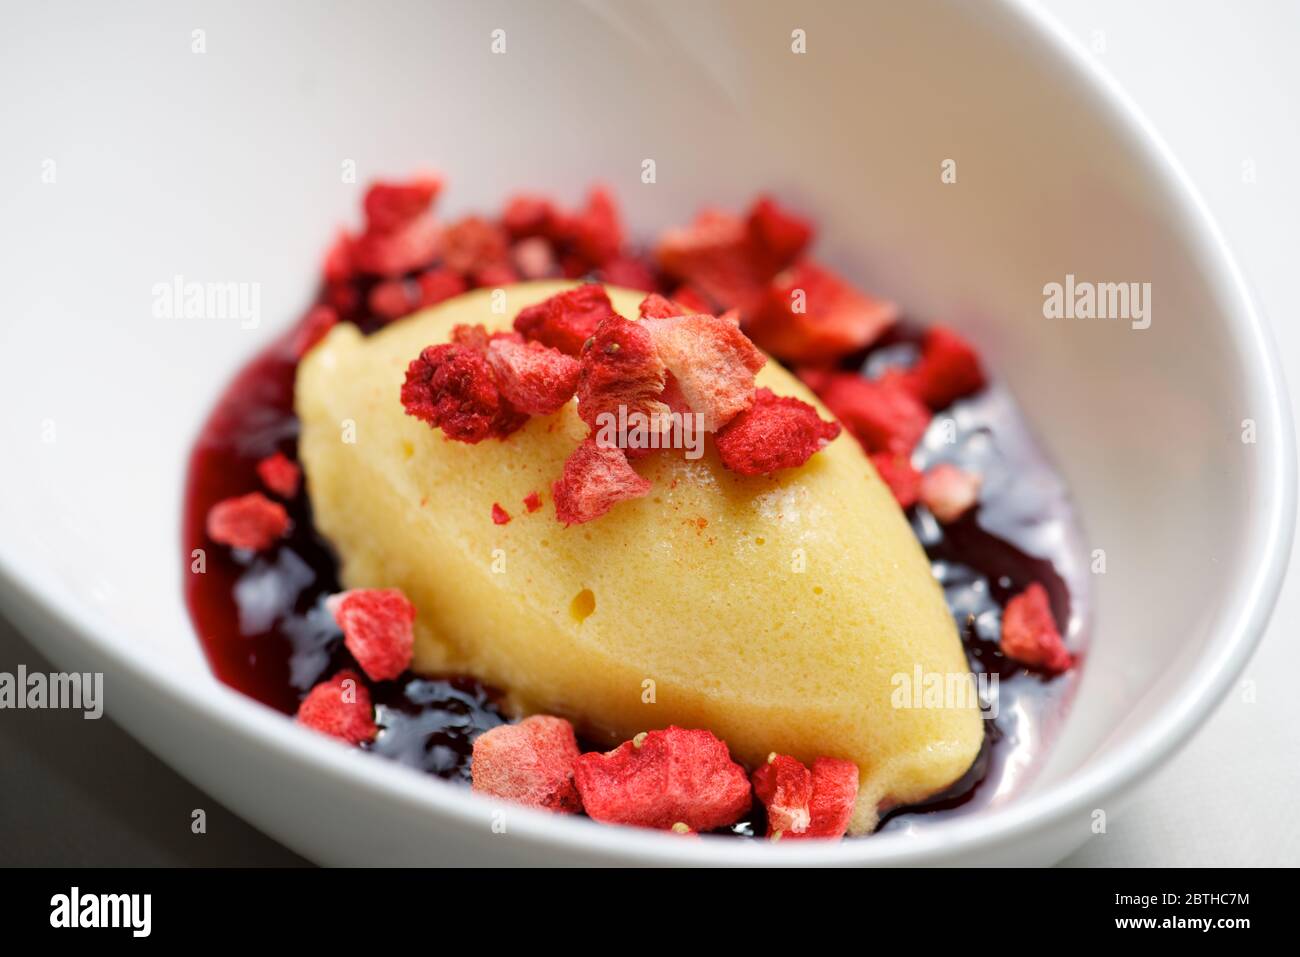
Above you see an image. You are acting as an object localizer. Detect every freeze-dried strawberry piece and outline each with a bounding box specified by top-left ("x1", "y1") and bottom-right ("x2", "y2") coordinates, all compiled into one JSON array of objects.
[
  {"x1": 326, "y1": 588, "x2": 415, "y2": 682},
  {"x1": 599, "y1": 255, "x2": 656, "y2": 292},
  {"x1": 752, "y1": 753, "x2": 812, "y2": 837},
  {"x1": 363, "y1": 174, "x2": 442, "y2": 234},
  {"x1": 471, "y1": 715, "x2": 582, "y2": 813},
  {"x1": 256, "y1": 452, "x2": 301, "y2": 499},
  {"x1": 206, "y1": 492, "x2": 289, "y2": 551},
  {"x1": 513, "y1": 283, "x2": 619, "y2": 356},
  {"x1": 400, "y1": 343, "x2": 525, "y2": 443},
  {"x1": 523, "y1": 491, "x2": 542, "y2": 513},
  {"x1": 715, "y1": 388, "x2": 840, "y2": 476},
  {"x1": 322, "y1": 231, "x2": 355, "y2": 284},
  {"x1": 869, "y1": 452, "x2": 922, "y2": 509},
  {"x1": 486, "y1": 337, "x2": 581, "y2": 416},
  {"x1": 552, "y1": 437, "x2": 651, "y2": 526},
  {"x1": 368, "y1": 278, "x2": 419, "y2": 321},
  {"x1": 565, "y1": 186, "x2": 624, "y2": 267},
  {"x1": 513, "y1": 236, "x2": 557, "y2": 280},
  {"x1": 576, "y1": 315, "x2": 668, "y2": 434},
  {"x1": 292, "y1": 304, "x2": 339, "y2": 358},
  {"x1": 441, "y1": 215, "x2": 512, "y2": 280},
  {"x1": 640, "y1": 313, "x2": 766, "y2": 431},
  {"x1": 638, "y1": 293, "x2": 690, "y2": 319},
  {"x1": 417, "y1": 267, "x2": 468, "y2": 307},
  {"x1": 807, "y1": 372, "x2": 931, "y2": 455},
  {"x1": 491, "y1": 503, "x2": 511, "y2": 525},
  {"x1": 502, "y1": 193, "x2": 559, "y2": 238},
  {"x1": 352, "y1": 213, "x2": 440, "y2": 277},
  {"x1": 573, "y1": 726, "x2": 751, "y2": 832},
  {"x1": 804, "y1": 757, "x2": 859, "y2": 839},
  {"x1": 655, "y1": 209, "x2": 769, "y2": 315},
  {"x1": 745, "y1": 196, "x2": 813, "y2": 273},
  {"x1": 670, "y1": 284, "x2": 715, "y2": 315},
  {"x1": 296, "y1": 669, "x2": 377, "y2": 745},
  {"x1": 747, "y1": 260, "x2": 898, "y2": 363},
  {"x1": 919, "y1": 463, "x2": 981, "y2": 523},
  {"x1": 902, "y1": 326, "x2": 987, "y2": 409},
  {"x1": 1001, "y1": 583, "x2": 1072, "y2": 674}
]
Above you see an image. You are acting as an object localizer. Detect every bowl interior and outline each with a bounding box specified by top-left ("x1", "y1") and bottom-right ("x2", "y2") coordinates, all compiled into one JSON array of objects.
[{"x1": 0, "y1": 0, "x2": 1288, "y2": 862}]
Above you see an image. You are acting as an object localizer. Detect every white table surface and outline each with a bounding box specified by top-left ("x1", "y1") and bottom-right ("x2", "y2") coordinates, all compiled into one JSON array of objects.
[{"x1": 1, "y1": 0, "x2": 1296, "y2": 866}]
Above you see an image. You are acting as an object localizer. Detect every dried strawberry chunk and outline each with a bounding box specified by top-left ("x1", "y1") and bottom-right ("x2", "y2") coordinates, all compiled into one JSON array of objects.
[
  {"x1": 716, "y1": 388, "x2": 840, "y2": 476},
  {"x1": 491, "y1": 503, "x2": 511, "y2": 525},
  {"x1": 296, "y1": 669, "x2": 377, "y2": 745},
  {"x1": 513, "y1": 236, "x2": 557, "y2": 280},
  {"x1": 486, "y1": 337, "x2": 581, "y2": 416},
  {"x1": 206, "y1": 492, "x2": 289, "y2": 551},
  {"x1": 502, "y1": 193, "x2": 559, "y2": 239},
  {"x1": 417, "y1": 267, "x2": 468, "y2": 307},
  {"x1": 869, "y1": 452, "x2": 922, "y2": 509},
  {"x1": 901, "y1": 326, "x2": 987, "y2": 409},
  {"x1": 655, "y1": 209, "x2": 769, "y2": 315},
  {"x1": 598, "y1": 255, "x2": 656, "y2": 292},
  {"x1": 292, "y1": 304, "x2": 339, "y2": 358},
  {"x1": 400, "y1": 343, "x2": 525, "y2": 443},
  {"x1": 326, "y1": 588, "x2": 415, "y2": 682},
  {"x1": 670, "y1": 284, "x2": 714, "y2": 315},
  {"x1": 752, "y1": 753, "x2": 812, "y2": 836},
  {"x1": 1001, "y1": 583, "x2": 1072, "y2": 674},
  {"x1": 565, "y1": 186, "x2": 623, "y2": 267},
  {"x1": 362, "y1": 174, "x2": 442, "y2": 234},
  {"x1": 806, "y1": 372, "x2": 931, "y2": 455},
  {"x1": 640, "y1": 313, "x2": 766, "y2": 431},
  {"x1": 573, "y1": 726, "x2": 751, "y2": 832},
  {"x1": 638, "y1": 293, "x2": 690, "y2": 319},
  {"x1": 745, "y1": 196, "x2": 813, "y2": 273},
  {"x1": 576, "y1": 315, "x2": 668, "y2": 435},
  {"x1": 523, "y1": 491, "x2": 542, "y2": 513},
  {"x1": 441, "y1": 215, "x2": 513, "y2": 281},
  {"x1": 256, "y1": 452, "x2": 301, "y2": 499},
  {"x1": 471, "y1": 715, "x2": 582, "y2": 813},
  {"x1": 919, "y1": 463, "x2": 981, "y2": 523},
  {"x1": 322, "y1": 231, "x2": 354, "y2": 284},
  {"x1": 352, "y1": 213, "x2": 441, "y2": 277},
  {"x1": 747, "y1": 260, "x2": 898, "y2": 363},
  {"x1": 805, "y1": 758, "x2": 859, "y2": 839},
  {"x1": 552, "y1": 438, "x2": 651, "y2": 526},
  {"x1": 513, "y1": 283, "x2": 619, "y2": 356},
  {"x1": 368, "y1": 278, "x2": 419, "y2": 321}
]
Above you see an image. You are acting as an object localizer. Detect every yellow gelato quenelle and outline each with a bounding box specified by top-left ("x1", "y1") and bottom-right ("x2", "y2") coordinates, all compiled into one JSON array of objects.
[{"x1": 296, "y1": 281, "x2": 982, "y2": 832}]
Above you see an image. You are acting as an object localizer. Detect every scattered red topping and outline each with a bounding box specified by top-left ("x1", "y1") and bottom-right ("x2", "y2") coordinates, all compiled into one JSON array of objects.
[
  {"x1": 598, "y1": 255, "x2": 656, "y2": 291},
  {"x1": 576, "y1": 315, "x2": 668, "y2": 432},
  {"x1": 640, "y1": 313, "x2": 766, "y2": 431},
  {"x1": 502, "y1": 194, "x2": 559, "y2": 239},
  {"x1": 322, "y1": 231, "x2": 355, "y2": 285},
  {"x1": 919, "y1": 463, "x2": 981, "y2": 523},
  {"x1": 716, "y1": 387, "x2": 841, "y2": 476},
  {"x1": 747, "y1": 260, "x2": 897, "y2": 363},
  {"x1": 523, "y1": 491, "x2": 542, "y2": 513},
  {"x1": 751, "y1": 754, "x2": 813, "y2": 836},
  {"x1": 552, "y1": 438, "x2": 651, "y2": 526},
  {"x1": 655, "y1": 208, "x2": 769, "y2": 315},
  {"x1": 441, "y1": 216, "x2": 514, "y2": 283},
  {"x1": 296, "y1": 669, "x2": 378, "y2": 745},
  {"x1": 292, "y1": 304, "x2": 339, "y2": 358},
  {"x1": 573, "y1": 726, "x2": 751, "y2": 832},
  {"x1": 470, "y1": 715, "x2": 582, "y2": 813},
  {"x1": 514, "y1": 283, "x2": 619, "y2": 356},
  {"x1": 491, "y1": 502, "x2": 511, "y2": 525},
  {"x1": 564, "y1": 186, "x2": 623, "y2": 267},
  {"x1": 804, "y1": 758, "x2": 860, "y2": 839},
  {"x1": 326, "y1": 588, "x2": 415, "y2": 682},
  {"x1": 417, "y1": 267, "x2": 470, "y2": 307},
  {"x1": 806, "y1": 372, "x2": 931, "y2": 455},
  {"x1": 745, "y1": 196, "x2": 813, "y2": 273},
  {"x1": 637, "y1": 292, "x2": 689, "y2": 319},
  {"x1": 512, "y1": 236, "x2": 557, "y2": 280},
  {"x1": 206, "y1": 492, "x2": 290, "y2": 551},
  {"x1": 363, "y1": 175, "x2": 443, "y2": 234},
  {"x1": 485, "y1": 337, "x2": 581, "y2": 416},
  {"x1": 255, "y1": 452, "x2": 301, "y2": 499},
  {"x1": 669, "y1": 284, "x2": 714, "y2": 315},
  {"x1": 400, "y1": 343, "x2": 526, "y2": 443},
  {"x1": 900, "y1": 326, "x2": 986, "y2": 410},
  {"x1": 1001, "y1": 583, "x2": 1072, "y2": 674},
  {"x1": 869, "y1": 452, "x2": 922, "y2": 508},
  {"x1": 352, "y1": 213, "x2": 441, "y2": 278}
]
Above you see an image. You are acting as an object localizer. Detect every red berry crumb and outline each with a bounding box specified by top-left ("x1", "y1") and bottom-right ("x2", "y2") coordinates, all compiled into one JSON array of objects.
[
  {"x1": 326, "y1": 588, "x2": 415, "y2": 682},
  {"x1": 352, "y1": 213, "x2": 441, "y2": 278},
  {"x1": 744, "y1": 195, "x2": 814, "y2": 273},
  {"x1": 400, "y1": 342, "x2": 526, "y2": 443},
  {"x1": 471, "y1": 715, "x2": 583, "y2": 813},
  {"x1": 206, "y1": 492, "x2": 290, "y2": 551},
  {"x1": 296, "y1": 669, "x2": 377, "y2": 745},
  {"x1": 869, "y1": 452, "x2": 922, "y2": 509},
  {"x1": 752, "y1": 753, "x2": 859, "y2": 840},
  {"x1": 485, "y1": 337, "x2": 581, "y2": 416},
  {"x1": 573, "y1": 726, "x2": 751, "y2": 832},
  {"x1": 441, "y1": 215, "x2": 513, "y2": 282},
  {"x1": 640, "y1": 313, "x2": 766, "y2": 431},
  {"x1": 513, "y1": 283, "x2": 618, "y2": 356},
  {"x1": 362, "y1": 174, "x2": 442, "y2": 234},
  {"x1": 655, "y1": 209, "x2": 771, "y2": 315},
  {"x1": 1001, "y1": 583, "x2": 1072, "y2": 674},
  {"x1": 523, "y1": 491, "x2": 542, "y2": 513},
  {"x1": 805, "y1": 757, "x2": 859, "y2": 839},
  {"x1": 492, "y1": 502, "x2": 511, "y2": 525},
  {"x1": 576, "y1": 315, "x2": 668, "y2": 432},
  {"x1": 565, "y1": 186, "x2": 624, "y2": 267},
  {"x1": 901, "y1": 326, "x2": 987, "y2": 410},
  {"x1": 919, "y1": 463, "x2": 981, "y2": 523},
  {"x1": 715, "y1": 387, "x2": 841, "y2": 476},
  {"x1": 747, "y1": 260, "x2": 898, "y2": 363},
  {"x1": 806, "y1": 372, "x2": 931, "y2": 455},
  {"x1": 255, "y1": 452, "x2": 301, "y2": 499},
  {"x1": 552, "y1": 438, "x2": 651, "y2": 526},
  {"x1": 637, "y1": 292, "x2": 690, "y2": 319}
]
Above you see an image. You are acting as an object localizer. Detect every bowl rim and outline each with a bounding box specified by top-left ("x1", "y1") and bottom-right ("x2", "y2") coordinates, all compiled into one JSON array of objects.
[{"x1": 0, "y1": 0, "x2": 1293, "y2": 865}]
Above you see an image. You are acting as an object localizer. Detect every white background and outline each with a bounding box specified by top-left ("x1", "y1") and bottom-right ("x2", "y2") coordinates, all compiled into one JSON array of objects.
[{"x1": 0, "y1": 0, "x2": 1297, "y2": 866}]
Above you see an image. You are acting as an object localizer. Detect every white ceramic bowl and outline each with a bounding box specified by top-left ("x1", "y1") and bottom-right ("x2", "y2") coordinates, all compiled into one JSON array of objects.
[{"x1": 0, "y1": 0, "x2": 1292, "y2": 865}]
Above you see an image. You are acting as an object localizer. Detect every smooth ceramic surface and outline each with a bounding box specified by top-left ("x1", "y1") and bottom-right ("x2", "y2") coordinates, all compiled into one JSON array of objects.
[{"x1": 0, "y1": 0, "x2": 1291, "y2": 865}]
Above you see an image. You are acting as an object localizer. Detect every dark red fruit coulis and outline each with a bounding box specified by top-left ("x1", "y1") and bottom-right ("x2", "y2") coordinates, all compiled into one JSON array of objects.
[{"x1": 183, "y1": 285, "x2": 1087, "y2": 840}]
